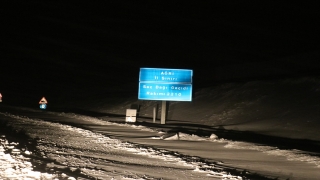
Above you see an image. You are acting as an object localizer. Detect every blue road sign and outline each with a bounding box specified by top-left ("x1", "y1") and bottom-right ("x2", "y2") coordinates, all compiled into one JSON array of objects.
[
  {"x1": 138, "y1": 68, "x2": 193, "y2": 101},
  {"x1": 40, "y1": 104, "x2": 47, "y2": 109},
  {"x1": 139, "y1": 68, "x2": 193, "y2": 83},
  {"x1": 138, "y1": 83, "x2": 192, "y2": 101}
]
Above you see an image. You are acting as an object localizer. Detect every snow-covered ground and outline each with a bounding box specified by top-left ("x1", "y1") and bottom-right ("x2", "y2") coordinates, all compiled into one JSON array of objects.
[
  {"x1": 0, "y1": 110, "x2": 244, "y2": 179},
  {"x1": 1, "y1": 76, "x2": 320, "y2": 179}
]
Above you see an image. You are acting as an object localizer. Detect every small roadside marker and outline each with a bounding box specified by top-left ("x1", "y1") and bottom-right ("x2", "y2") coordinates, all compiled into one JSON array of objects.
[
  {"x1": 39, "y1": 97, "x2": 48, "y2": 104},
  {"x1": 39, "y1": 97, "x2": 48, "y2": 109}
]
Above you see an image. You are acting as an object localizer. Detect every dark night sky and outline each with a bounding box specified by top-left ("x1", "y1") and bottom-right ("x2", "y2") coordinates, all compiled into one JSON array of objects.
[{"x1": 1, "y1": 1, "x2": 320, "y2": 100}]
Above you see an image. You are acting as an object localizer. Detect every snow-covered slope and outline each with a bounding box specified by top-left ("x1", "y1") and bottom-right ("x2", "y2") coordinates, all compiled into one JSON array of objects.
[{"x1": 78, "y1": 76, "x2": 320, "y2": 142}]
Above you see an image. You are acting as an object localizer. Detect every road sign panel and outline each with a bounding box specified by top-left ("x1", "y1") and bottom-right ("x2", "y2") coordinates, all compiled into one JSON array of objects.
[
  {"x1": 39, "y1": 97, "x2": 48, "y2": 104},
  {"x1": 138, "y1": 68, "x2": 193, "y2": 101},
  {"x1": 138, "y1": 83, "x2": 192, "y2": 101},
  {"x1": 40, "y1": 104, "x2": 47, "y2": 109},
  {"x1": 139, "y1": 68, "x2": 193, "y2": 83}
]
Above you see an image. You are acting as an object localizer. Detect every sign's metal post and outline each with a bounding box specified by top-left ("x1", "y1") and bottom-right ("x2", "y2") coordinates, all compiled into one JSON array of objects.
[
  {"x1": 161, "y1": 101, "x2": 166, "y2": 124},
  {"x1": 153, "y1": 107, "x2": 156, "y2": 123}
]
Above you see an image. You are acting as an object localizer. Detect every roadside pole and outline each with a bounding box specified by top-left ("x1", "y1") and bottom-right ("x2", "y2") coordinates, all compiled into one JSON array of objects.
[
  {"x1": 153, "y1": 107, "x2": 156, "y2": 123},
  {"x1": 161, "y1": 101, "x2": 166, "y2": 124},
  {"x1": 153, "y1": 103, "x2": 159, "y2": 123}
]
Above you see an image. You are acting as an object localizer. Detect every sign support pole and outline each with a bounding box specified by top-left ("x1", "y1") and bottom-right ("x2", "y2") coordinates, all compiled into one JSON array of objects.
[
  {"x1": 161, "y1": 101, "x2": 166, "y2": 124},
  {"x1": 153, "y1": 107, "x2": 156, "y2": 123},
  {"x1": 153, "y1": 103, "x2": 159, "y2": 123}
]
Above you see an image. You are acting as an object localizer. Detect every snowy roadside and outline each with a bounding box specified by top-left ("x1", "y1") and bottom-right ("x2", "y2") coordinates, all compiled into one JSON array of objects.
[
  {"x1": 0, "y1": 112, "x2": 245, "y2": 180},
  {"x1": 1, "y1": 106, "x2": 320, "y2": 179},
  {"x1": 0, "y1": 135, "x2": 76, "y2": 180},
  {"x1": 49, "y1": 111, "x2": 320, "y2": 169}
]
